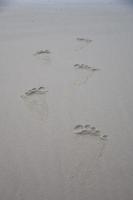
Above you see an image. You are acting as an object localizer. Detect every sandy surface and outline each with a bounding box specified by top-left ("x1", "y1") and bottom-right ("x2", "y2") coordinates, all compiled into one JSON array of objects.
[{"x1": 0, "y1": 1, "x2": 133, "y2": 200}]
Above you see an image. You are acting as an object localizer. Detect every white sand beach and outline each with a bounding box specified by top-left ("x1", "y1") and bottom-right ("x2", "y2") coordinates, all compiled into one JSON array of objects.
[{"x1": 0, "y1": 0, "x2": 133, "y2": 199}]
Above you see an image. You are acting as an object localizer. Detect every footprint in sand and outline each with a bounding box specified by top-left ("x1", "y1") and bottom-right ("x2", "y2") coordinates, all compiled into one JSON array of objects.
[
  {"x1": 21, "y1": 87, "x2": 48, "y2": 121},
  {"x1": 33, "y1": 49, "x2": 51, "y2": 65},
  {"x1": 73, "y1": 64, "x2": 100, "y2": 85},
  {"x1": 63, "y1": 124, "x2": 108, "y2": 191},
  {"x1": 75, "y1": 37, "x2": 92, "y2": 51},
  {"x1": 73, "y1": 123, "x2": 107, "y2": 140},
  {"x1": 70, "y1": 123, "x2": 108, "y2": 186},
  {"x1": 73, "y1": 123, "x2": 108, "y2": 157}
]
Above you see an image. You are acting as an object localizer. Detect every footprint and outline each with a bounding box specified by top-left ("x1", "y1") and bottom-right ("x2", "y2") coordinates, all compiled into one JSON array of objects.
[
  {"x1": 70, "y1": 124, "x2": 108, "y2": 189},
  {"x1": 33, "y1": 49, "x2": 51, "y2": 65},
  {"x1": 75, "y1": 37, "x2": 92, "y2": 51},
  {"x1": 21, "y1": 87, "x2": 48, "y2": 121},
  {"x1": 73, "y1": 64, "x2": 99, "y2": 86},
  {"x1": 73, "y1": 123, "x2": 107, "y2": 141}
]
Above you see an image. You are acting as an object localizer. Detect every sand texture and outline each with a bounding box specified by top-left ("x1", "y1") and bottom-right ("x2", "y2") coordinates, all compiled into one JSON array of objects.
[{"x1": 0, "y1": 1, "x2": 133, "y2": 200}]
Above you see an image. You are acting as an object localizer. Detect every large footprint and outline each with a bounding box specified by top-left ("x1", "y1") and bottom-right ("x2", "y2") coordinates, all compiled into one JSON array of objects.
[
  {"x1": 21, "y1": 87, "x2": 48, "y2": 121},
  {"x1": 70, "y1": 123, "x2": 108, "y2": 187},
  {"x1": 73, "y1": 64, "x2": 99, "y2": 86}
]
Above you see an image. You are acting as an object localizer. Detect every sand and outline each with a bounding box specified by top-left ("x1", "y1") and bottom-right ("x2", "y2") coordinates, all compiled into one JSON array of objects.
[{"x1": 0, "y1": 1, "x2": 133, "y2": 200}]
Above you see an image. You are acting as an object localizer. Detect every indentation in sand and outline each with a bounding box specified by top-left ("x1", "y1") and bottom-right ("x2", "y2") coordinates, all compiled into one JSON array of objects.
[
  {"x1": 73, "y1": 64, "x2": 99, "y2": 85},
  {"x1": 75, "y1": 37, "x2": 92, "y2": 51},
  {"x1": 73, "y1": 123, "x2": 107, "y2": 140},
  {"x1": 21, "y1": 87, "x2": 48, "y2": 121},
  {"x1": 33, "y1": 49, "x2": 51, "y2": 65},
  {"x1": 67, "y1": 123, "x2": 108, "y2": 187}
]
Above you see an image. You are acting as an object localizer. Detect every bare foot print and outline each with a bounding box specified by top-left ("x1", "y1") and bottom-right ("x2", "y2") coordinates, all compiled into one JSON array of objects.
[
  {"x1": 21, "y1": 87, "x2": 48, "y2": 121},
  {"x1": 75, "y1": 37, "x2": 92, "y2": 51},
  {"x1": 73, "y1": 64, "x2": 99, "y2": 85},
  {"x1": 33, "y1": 49, "x2": 51, "y2": 65},
  {"x1": 73, "y1": 123, "x2": 108, "y2": 141},
  {"x1": 73, "y1": 123, "x2": 108, "y2": 167},
  {"x1": 67, "y1": 123, "x2": 108, "y2": 191}
]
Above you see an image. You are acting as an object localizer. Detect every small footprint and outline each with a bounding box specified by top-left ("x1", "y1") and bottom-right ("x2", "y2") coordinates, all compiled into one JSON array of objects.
[
  {"x1": 75, "y1": 37, "x2": 92, "y2": 51},
  {"x1": 73, "y1": 64, "x2": 99, "y2": 85},
  {"x1": 33, "y1": 49, "x2": 51, "y2": 65},
  {"x1": 21, "y1": 87, "x2": 48, "y2": 121}
]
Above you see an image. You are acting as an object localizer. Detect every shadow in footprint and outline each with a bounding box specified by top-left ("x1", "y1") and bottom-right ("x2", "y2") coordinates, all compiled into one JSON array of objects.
[{"x1": 21, "y1": 87, "x2": 48, "y2": 121}]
